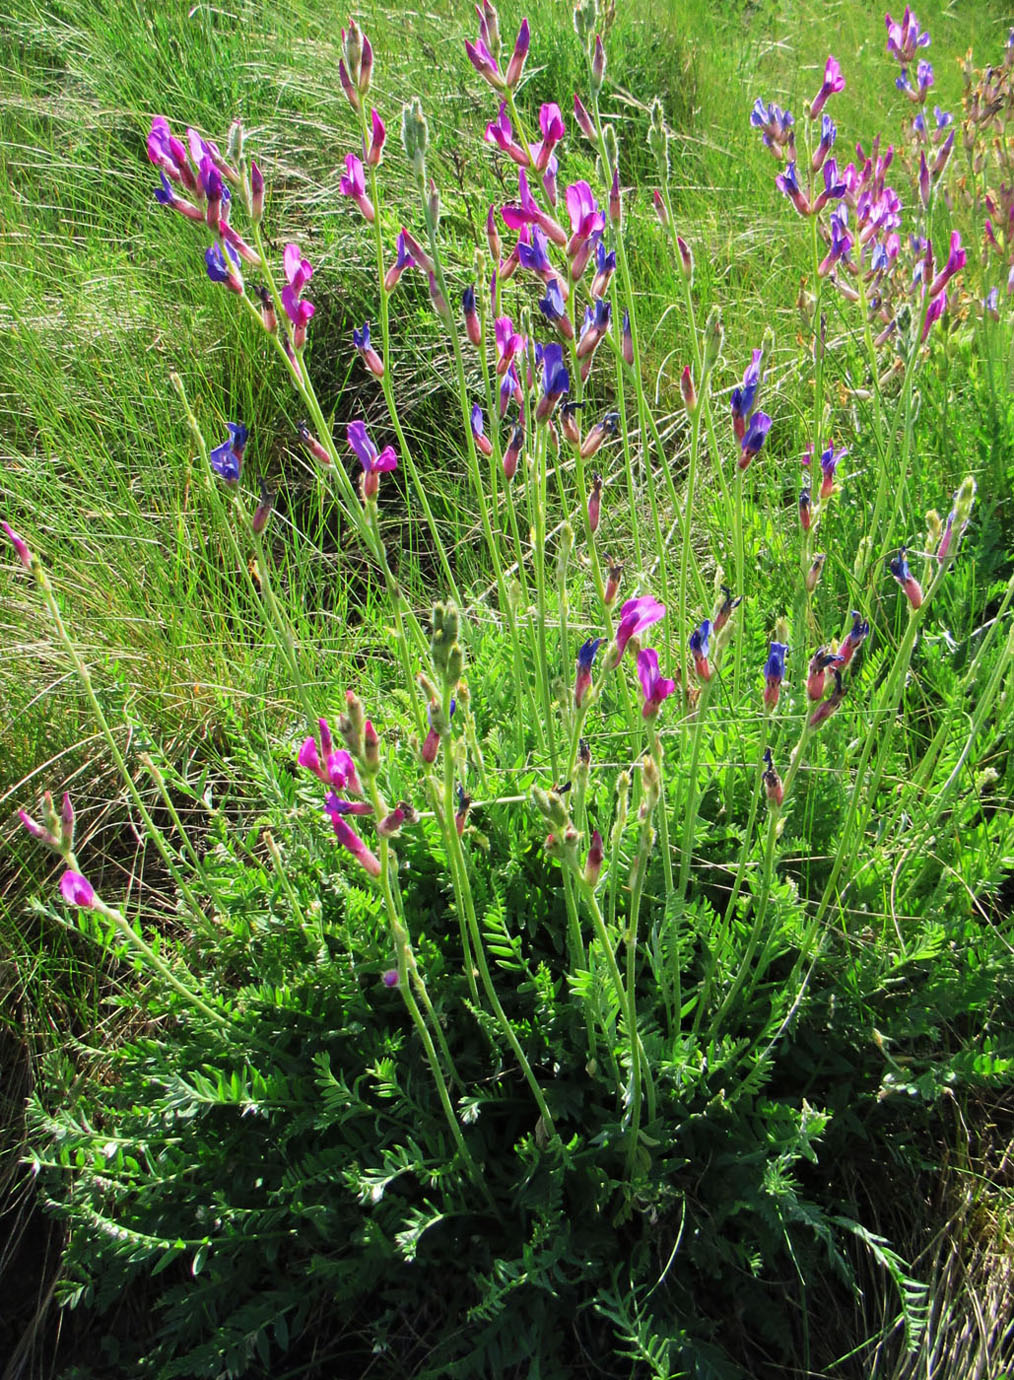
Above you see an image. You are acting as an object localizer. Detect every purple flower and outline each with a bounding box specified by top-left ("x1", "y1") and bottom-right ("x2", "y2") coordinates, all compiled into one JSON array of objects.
[
  {"x1": 818, "y1": 205, "x2": 853, "y2": 276},
  {"x1": 890, "y1": 549, "x2": 924, "y2": 608},
  {"x1": 738, "y1": 412, "x2": 772, "y2": 469},
  {"x1": 809, "y1": 55, "x2": 845, "y2": 120},
  {"x1": 329, "y1": 814, "x2": 381, "y2": 877},
  {"x1": 921, "y1": 289, "x2": 947, "y2": 343},
  {"x1": 591, "y1": 239, "x2": 616, "y2": 298},
  {"x1": 819, "y1": 442, "x2": 848, "y2": 498},
  {"x1": 615, "y1": 595, "x2": 666, "y2": 660},
  {"x1": 209, "y1": 423, "x2": 247, "y2": 484},
  {"x1": 751, "y1": 99, "x2": 795, "y2": 150},
  {"x1": 470, "y1": 403, "x2": 493, "y2": 457},
  {"x1": 2, "y1": 519, "x2": 31, "y2": 568},
  {"x1": 813, "y1": 115, "x2": 837, "y2": 171},
  {"x1": 281, "y1": 242, "x2": 315, "y2": 343},
  {"x1": 205, "y1": 241, "x2": 243, "y2": 292},
  {"x1": 60, "y1": 871, "x2": 97, "y2": 909},
  {"x1": 886, "y1": 8, "x2": 931, "y2": 64},
  {"x1": 536, "y1": 342, "x2": 569, "y2": 420},
  {"x1": 565, "y1": 180, "x2": 605, "y2": 250},
  {"x1": 763, "y1": 642, "x2": 788, "y2": 709},
  {"x1": 637, "y1": 648, "x2": 676, "y2": 718},
  {"x1": 147, "y1": 116, "x2": 194, "y2": 189},
  {"x1": 689, "y1": 619, "x2": 713, "y2": 681},
  {"x1": 339, "y1": 153, "x2": 375, "y2": 222},
  {"x1": 835, "y1": 611, "x2": 869, "y2": 669},
  {"x1": 538, "y1": 279, "x2": 568, "y2": 327},
  {"x1": 383, "y1": 230, "x2": 417, "y2": 292},
  {"x1": 502, "y1": 170, "x2": 567, "y2": 247},
  {"x1": 775, "y1": 160, "x2": 810, "y2": 215},
  {"x1": 928, "y1": 230, "x2": 966, "y2": 297},
  {"x1": 518, "y1": 225, "x2": 555, "y2": 278},
  {"x1": 352, "y1": 321, "x2": 384, "y2": 378},
  {"x1": 485, "y1": 103, "x2": 529, "y2": 166},
  {"x1": 346, "y1": 421, "x2": 397, "y2": 499},
  {"x1": 505, "y1": 18, "x2": 530, "y2": 89},
  {"x1": 465, "y1": 31, "x2": 503, "y2": 89},
  {"x1": 533, "y1": 102, "x2": 566, "y2": 173},
  {"x1": 574, "y1": 636, "x2": 603, "y2": 707},
  {"x1": 730, "y1": 349, "x2": 762, "y2": 441},
  {"x1": 577, "y1": 299, "x2": 611, "y2": 361}
]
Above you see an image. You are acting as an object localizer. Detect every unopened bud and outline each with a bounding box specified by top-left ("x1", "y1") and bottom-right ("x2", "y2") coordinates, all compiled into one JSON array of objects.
[
  {"x1": 252, "y1": 480, "x2": 274, "y2": 534},
  {"x1": 584, "y1": 828, "x2": 604, "y2": 886},
  {"x1": 805, "y1": 552, "x2": 826, "y2": 593},
  {"x1": 401, "y1": 98, "x2": 429, "y2": 180},
  {"x1": 590, "y1": 34, "x2": 606, "y2": 93},
  {"x1": 680, "y1": 365, "x2": 697, "y2": 412},
  {"x1": 702, "y1": 306, "x2": 724, "y2": 375}
]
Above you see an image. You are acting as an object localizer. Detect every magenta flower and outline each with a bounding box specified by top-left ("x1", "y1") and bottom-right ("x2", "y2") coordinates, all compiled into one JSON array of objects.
[
  {"x1": 299, "y1": 723, "x2": 364, "y2": 795},
  {"x1": 2, "y1": 520, "x2": 31, "y2": 568},
  {"x1": 339, "y1": 153, "x2": 375, "y2": 222},
  {"x1": 809, "y1": 55, "x2": 845, "y2": 119},
  {"x1": 615, "y1": 595, "x2": 666, "y2": 660},
  {"x1": 60, "y1": 871, "x2": 97, "y2": 909},
  {"x1": 637, "y1": 648, "x2": 676, "y2": 718},
  {"x1": 564, "y1": 181, "x2": 605, "y2": 254},
  {"x1": 494, "y1": 315, "x2": 524, "y2": 376},
  {"x1": 329, "y1": 814, "x2": 381, "y2": 877},
  {"x1": 928, "y1": 230, "x2": 966, "y2": 297},
  {"x1": 485, "y1": 103, "x2": 530, "y2": 166},
  {"x1": 364, "y1": 108, "x2": 386, "y2": 166},
  {"x1": 465, "y1": 27, "x2": 503, "y2": 89},
  {"x1": 346, "y1": 420, "x2": 397, "y2": 499},
  {"x1": 502, "y1": 170, "x2": 567, "y2": 247},
  {"x1": 921, "y1": 289, "x2": 947, "y2": 343},
  {"x1": 533, "y1": 103, "x2": 565, "y2": 172},
  {"x1": 281, "y1": 243, "x2": 315, "y2": 345},
  {"x1": 147, "y1": 116, "x2": 195, "y2": 190}
]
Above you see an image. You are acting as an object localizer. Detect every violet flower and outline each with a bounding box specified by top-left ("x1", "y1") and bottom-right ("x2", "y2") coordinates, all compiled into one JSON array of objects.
[
  {"x1": 494, "y1": 315, "x2": 524, "y2": 375},
  {"x1": 775, "y1": 161, "x2": 810, "y2": 216},
  {"x1": 352, "y1": 321, "x2": 384, "y2": 378},
  {"x1": 712, "y1": 587, "x2": 742, "y2": 634},
  {"x1": 812, "y1": 115, "x2": 837, "y2": 172},
  {"x1": 809, "y1": 669, "x2": 845, "y2": 730},
  {"x1": 209, "y1": 423, "x2": 247, "y2": 484},
  {"x1": 886, "y1": 8, "x2": 931, "y2": 64},
  {"x1": 921, "y1": 289, "x2": 947, "y2": 343},
  {"x1": 470, "y1": 403, "x2": 493, "y2": 457},
  {"x1": 738, "y1": 412, "x2": 772, "y2": 469},
  {"x1": 574, "y1": 637, "x2": 603, "y2": 708},
  {"x1": 534, "y1": 102, "x2": 566, "y2": 173},
  {"x1": 346, "y1": 420, "x2": 397, "y2": 500},
  {"x1": 205, "y1": 241, "x2": 243, "y2": 293},
  {"x1": 750, "y1": 99, "x2": 795, "y2": 152},
  {"x1": 485, "y1": 103, "x2": 530, "y2": 166},
  {"x1": 763, "y1": 641, "x2": 788, "y2": 709},
  {"x1": 809, "y1": 55, "x2": 845, "y2": 120},
  {"x1": 339, "y1": 153, "x2": 375, "y2": 222},
  {"x1": 518, "y1": 225, "x2": 557, "y2": 282},
  {"x1": 565, "y1": 180, "x2": 606, "y2": 258},
  {"x1": 890, "y1": 549, "x2": 923, "y2": 608},
  {"x1": 364, "y1": 107, "x2": 386, "y2": 166},
  {"x1": 615, "y1": 596, "x2": 666, "y2": 661},
  {"x1": 535, "y1": 342, "x2": 569, "y2": 421},
  {"x1": 834, "y1": 611, "x2": 869, "y2": 669},
  {"x1": 504, "y1": 18, "x2": 530, "y2": 89},
  {"x1": 637, "y1": 648, "x2": 676, "y2": 718},
  {"x1": 590, "y1": 239, "x2": 616, "y2": 298},
  {"x1": 384, "y1": 230, "x2": 416, "y2": 292},
  {"x1": 281, "y1": 243, "x2": 315, "y2": 346},
  {"x1": 928, "y1": 230, "x2": 966, "y2": 297},
  {"x1": 2, "y1": 520, "x2": 32, "y2": 568},
  {"x1": 464, "y1": 29, "x2": 503, "y2": 90},
  {"x1": 689, "y1": 619, "x2": 713, "y2": 681},
  {"x1": 573, "y1": 93, "x2": 596, "y2": 140},
  {"x1": 502, "y1": 169, "x2": 567, "y2": 247},
  {"x1": 462, "y1": 285, "x2": 482, "y2": 346},
  {"x1": 819, "y1": 442, "x2": 847, "y2": 499},
  {"x1": 538, "y1": 279, "x2": 572, "y2": 337},
  {"x1": 577, "y1": 299, "x2": 611, "y2": 361},
  {"x1": 329, "y1": 814, "x2": 381, "y2": 877},
  {"x1": 147, "y1": 116, "x2": 196, "y2": 190},
  {"x1": 730, "y1": 349, "x2": 762, "y2": 441}
]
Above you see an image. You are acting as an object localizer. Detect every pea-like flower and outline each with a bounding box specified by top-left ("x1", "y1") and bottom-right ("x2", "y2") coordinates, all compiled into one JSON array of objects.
[
  {"x1": 819, "y1": 442, "x2": 847, "y2": 499},
  {"x1": 209, "y1": 423, "x2": 247, "y2": 484},
  {"x1": 730, "y1": 349, "x2": 762, "y2": 441},
  {"x1": 60, "y1": 871, "x2": 98, "y2": 909},
  {"x1": 470, "y1": 404, "x2": 493, "y2": 457},
  {"x1": 352, "y1": 321, "x2": 384, "y2": 378},
  {"x1": 339, "y1": 153, "x2": 375, "y2": 222},
  {"x1": 574, "y1": 637, "x2": 603, "y2": 708},
  {"x1": 346, "y1": 420, "x2": 398, "y2": 500},
  {"x1": 637, "y1": 648, "x2": 676, "y2": 718},
  {"x1": 809, "y1": 55, "x2": 846, "y2": 120},
  {"x1": 205, "y1": 241, "x2": 243, "y2": 293},
  {"x1": 886, "y1": 8, "x2": 931, "y2": 64},
  {"x1": 688, "y1": 619, "x2": 713, "y2": 681},
  {"x1": 536, "y1": 342, "x2": 570, "y2": 421},
  {"x1": 890, "y1": 548, "x2": 923, "y2": 608},
  {"x1": 834, "y1": 611, "x2": 870, "y2": 669},
  {"x1": 763, "y1": 641, "x2": 789, "y2": 709},
  {"x1": 614, "y1": 596, "x2": 666, "y2": 662},
  {"x1": 809, "y1": 668, "x2": 845, "y2": 729},
  {"x1": 739, "y1": 412, "x2": 772, "y2": 470},
  {"x1": 762, "y1": 748, "x2": 784, "y2": 806}
]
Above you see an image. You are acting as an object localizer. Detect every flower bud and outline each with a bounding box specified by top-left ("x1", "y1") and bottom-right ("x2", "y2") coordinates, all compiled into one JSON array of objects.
[
  {"x1": 805, "y1": 552, "x2": 825, "y2": 592},
  {"x1": 590, "y1": 34, "x2": 606, "y2": 94},
  {"x1": 401, "y1": 98, "x2": 429, "y2": 181},
  {"x1": 249, "y1": 158, "x2": 264, "y2": 223},
  {"x1": 584, "y1": 828, "x2": 604, "y2": 886},
  {"x1": 252, "y1": 480, "x2": 274, "y2": 535}
]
